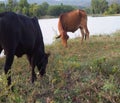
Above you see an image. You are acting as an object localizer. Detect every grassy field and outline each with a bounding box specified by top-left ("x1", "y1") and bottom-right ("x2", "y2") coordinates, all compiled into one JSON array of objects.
[{"x1": 0, "y1": 30, "x2": 120, "y2": 103}]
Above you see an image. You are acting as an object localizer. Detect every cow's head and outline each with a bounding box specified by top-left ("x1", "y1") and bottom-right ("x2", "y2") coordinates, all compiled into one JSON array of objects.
[{"x1": 37, "y1": 53, "x2": 50, "y2": 76}]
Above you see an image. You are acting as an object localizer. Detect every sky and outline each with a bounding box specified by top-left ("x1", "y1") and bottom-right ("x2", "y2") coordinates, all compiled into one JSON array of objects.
[{"x1": 0, "y1": 0, "x2": 5, "y2": 2}]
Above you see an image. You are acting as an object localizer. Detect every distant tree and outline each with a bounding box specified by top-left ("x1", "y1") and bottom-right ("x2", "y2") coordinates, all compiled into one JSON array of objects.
[
  {"x1": 29, "y1": 2, "x2": 49, "y2": 17},
  {"x1": 29, "y1": 3, "x2": 41, "y2": 17},
  {"x1": 41, "y1": 2, "x2": 49, "y2": 15},
  {"x1": 7, "y1": 0, "x2": 18, "y2": 11},
  {"x1": 105, "y1": 3, "x2": 120, "y2": 14},
  {"x1": 19, "y1": 0, "x2": 29, "y2": 8},
  {"x1": 18, "y1": 0, "x2": 29, "y2": 14},
  {"x1": 0, "y1": 3, "x2": 6, "y2": 12},
  {"x1": 47, "y1": 5, "x2": 75, "y2": 16},
  {"x1": 91, "y1": 0, "x2": 99, "y2": 14},
  {"x1": 85, "y1": 8, "x2": 91, "y2": 14},
  {"x1": 62, "y1": 5, "x2": 75, "y2": 13},
  {"x1": 26, "y1": 2, "x2": 49, "y2": 17},
  {"x1": 91, "y1": 0, "x2": 108, "y2": 14},
  {"x1": 32, "y1": 2, "x2": 50, "y2": 16},
  {"x1": 99, "y1": 0, "x2": 108, "y2": 13},
  {"x1": 22, "y1": 6, "x2": 29, "y2": 15},
  {"x1": 47, "y1": 5, "x2": 62, "y2": 16}
]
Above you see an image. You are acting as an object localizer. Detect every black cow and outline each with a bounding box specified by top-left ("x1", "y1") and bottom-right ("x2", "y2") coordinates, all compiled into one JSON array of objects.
[{"x1": 0, "y1": 12, "x2": 49, "y2": 86}]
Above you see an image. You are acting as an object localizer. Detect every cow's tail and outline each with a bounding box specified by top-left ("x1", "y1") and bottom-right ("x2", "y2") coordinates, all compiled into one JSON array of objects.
[{"x1": 56, "y1": 34, "x2": 61, "y2": 39}]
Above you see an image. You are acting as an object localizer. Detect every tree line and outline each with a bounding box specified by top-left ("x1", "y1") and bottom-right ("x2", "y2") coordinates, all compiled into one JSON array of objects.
[
  {"x1": 0, "y1": 0, "x2": 76, "y2": 18},
  {"x1": 0, "y1": 0, "x2": 120, "y2": 18},
  {"x1": 90, "y1": 0, "x2": 120, "y2": 15}
]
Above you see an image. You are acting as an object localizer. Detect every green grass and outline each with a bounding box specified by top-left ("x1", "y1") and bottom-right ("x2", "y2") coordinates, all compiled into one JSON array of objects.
[{"x1": 0, "y1": 31, "x2": 120, "y2": 103}]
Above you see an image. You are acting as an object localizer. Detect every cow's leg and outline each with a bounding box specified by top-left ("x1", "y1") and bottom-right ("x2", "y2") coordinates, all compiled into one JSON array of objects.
[
  {"x1": 61, "y1": 32, "x2": 69, "y2": 47},
  {"x1": 31, "y1": 66, "x2": 36, "y2": 83},
  {"x1": 27, "y1": 55, "x2": 36, "y2": 83},
  {"x1": 80, "y1": 27, "x2": 85, "y2": 44},
  {"x1": 31, "y1": 60, "x2": 37, "y2": 83},
  {"x1": 0, "y1": 46, "x2": 2, "y2": 54},
  {"x1": 84, "y1": 25, "x2": 89, "y2": 40},
  {"x1": 4, "y1": 51, "x2": 14, "y2": 86}
]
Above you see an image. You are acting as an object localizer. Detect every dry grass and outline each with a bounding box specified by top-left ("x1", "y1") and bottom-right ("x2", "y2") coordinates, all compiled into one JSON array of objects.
[{"x1": 0, "y1": 31, "x2": 120, "y2": 103}]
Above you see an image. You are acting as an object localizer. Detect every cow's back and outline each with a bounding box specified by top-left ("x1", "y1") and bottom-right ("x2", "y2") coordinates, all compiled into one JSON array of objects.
[
  {"x1": 58, "y1": 9, "x2": 87, "y2": 32},
  {"x1": 0, "y1": 12, "x2": 44, "y2": 57}
]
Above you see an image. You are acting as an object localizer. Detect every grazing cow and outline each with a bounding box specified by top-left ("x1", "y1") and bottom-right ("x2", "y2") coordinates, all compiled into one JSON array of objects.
[
  {"x1": 56, "y1": 9, "x2": 89, "y2": 47},
  {"x1": 0, "y1": 12, "x2": 50, "y2": 86}
]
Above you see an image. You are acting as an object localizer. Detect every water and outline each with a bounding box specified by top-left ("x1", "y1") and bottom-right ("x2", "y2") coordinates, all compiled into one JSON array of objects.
[
  {"x1": 39, "y1": 16, "x2": 120, "y2": 44},
  {"x1": 0, "y1": 16, "x2": 120, "y2": 57}
]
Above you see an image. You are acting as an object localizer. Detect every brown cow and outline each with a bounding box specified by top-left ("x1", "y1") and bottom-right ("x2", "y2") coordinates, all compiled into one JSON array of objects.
[{"x1": 56, "y1": 9, "x2": 89, "y2": 47}]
